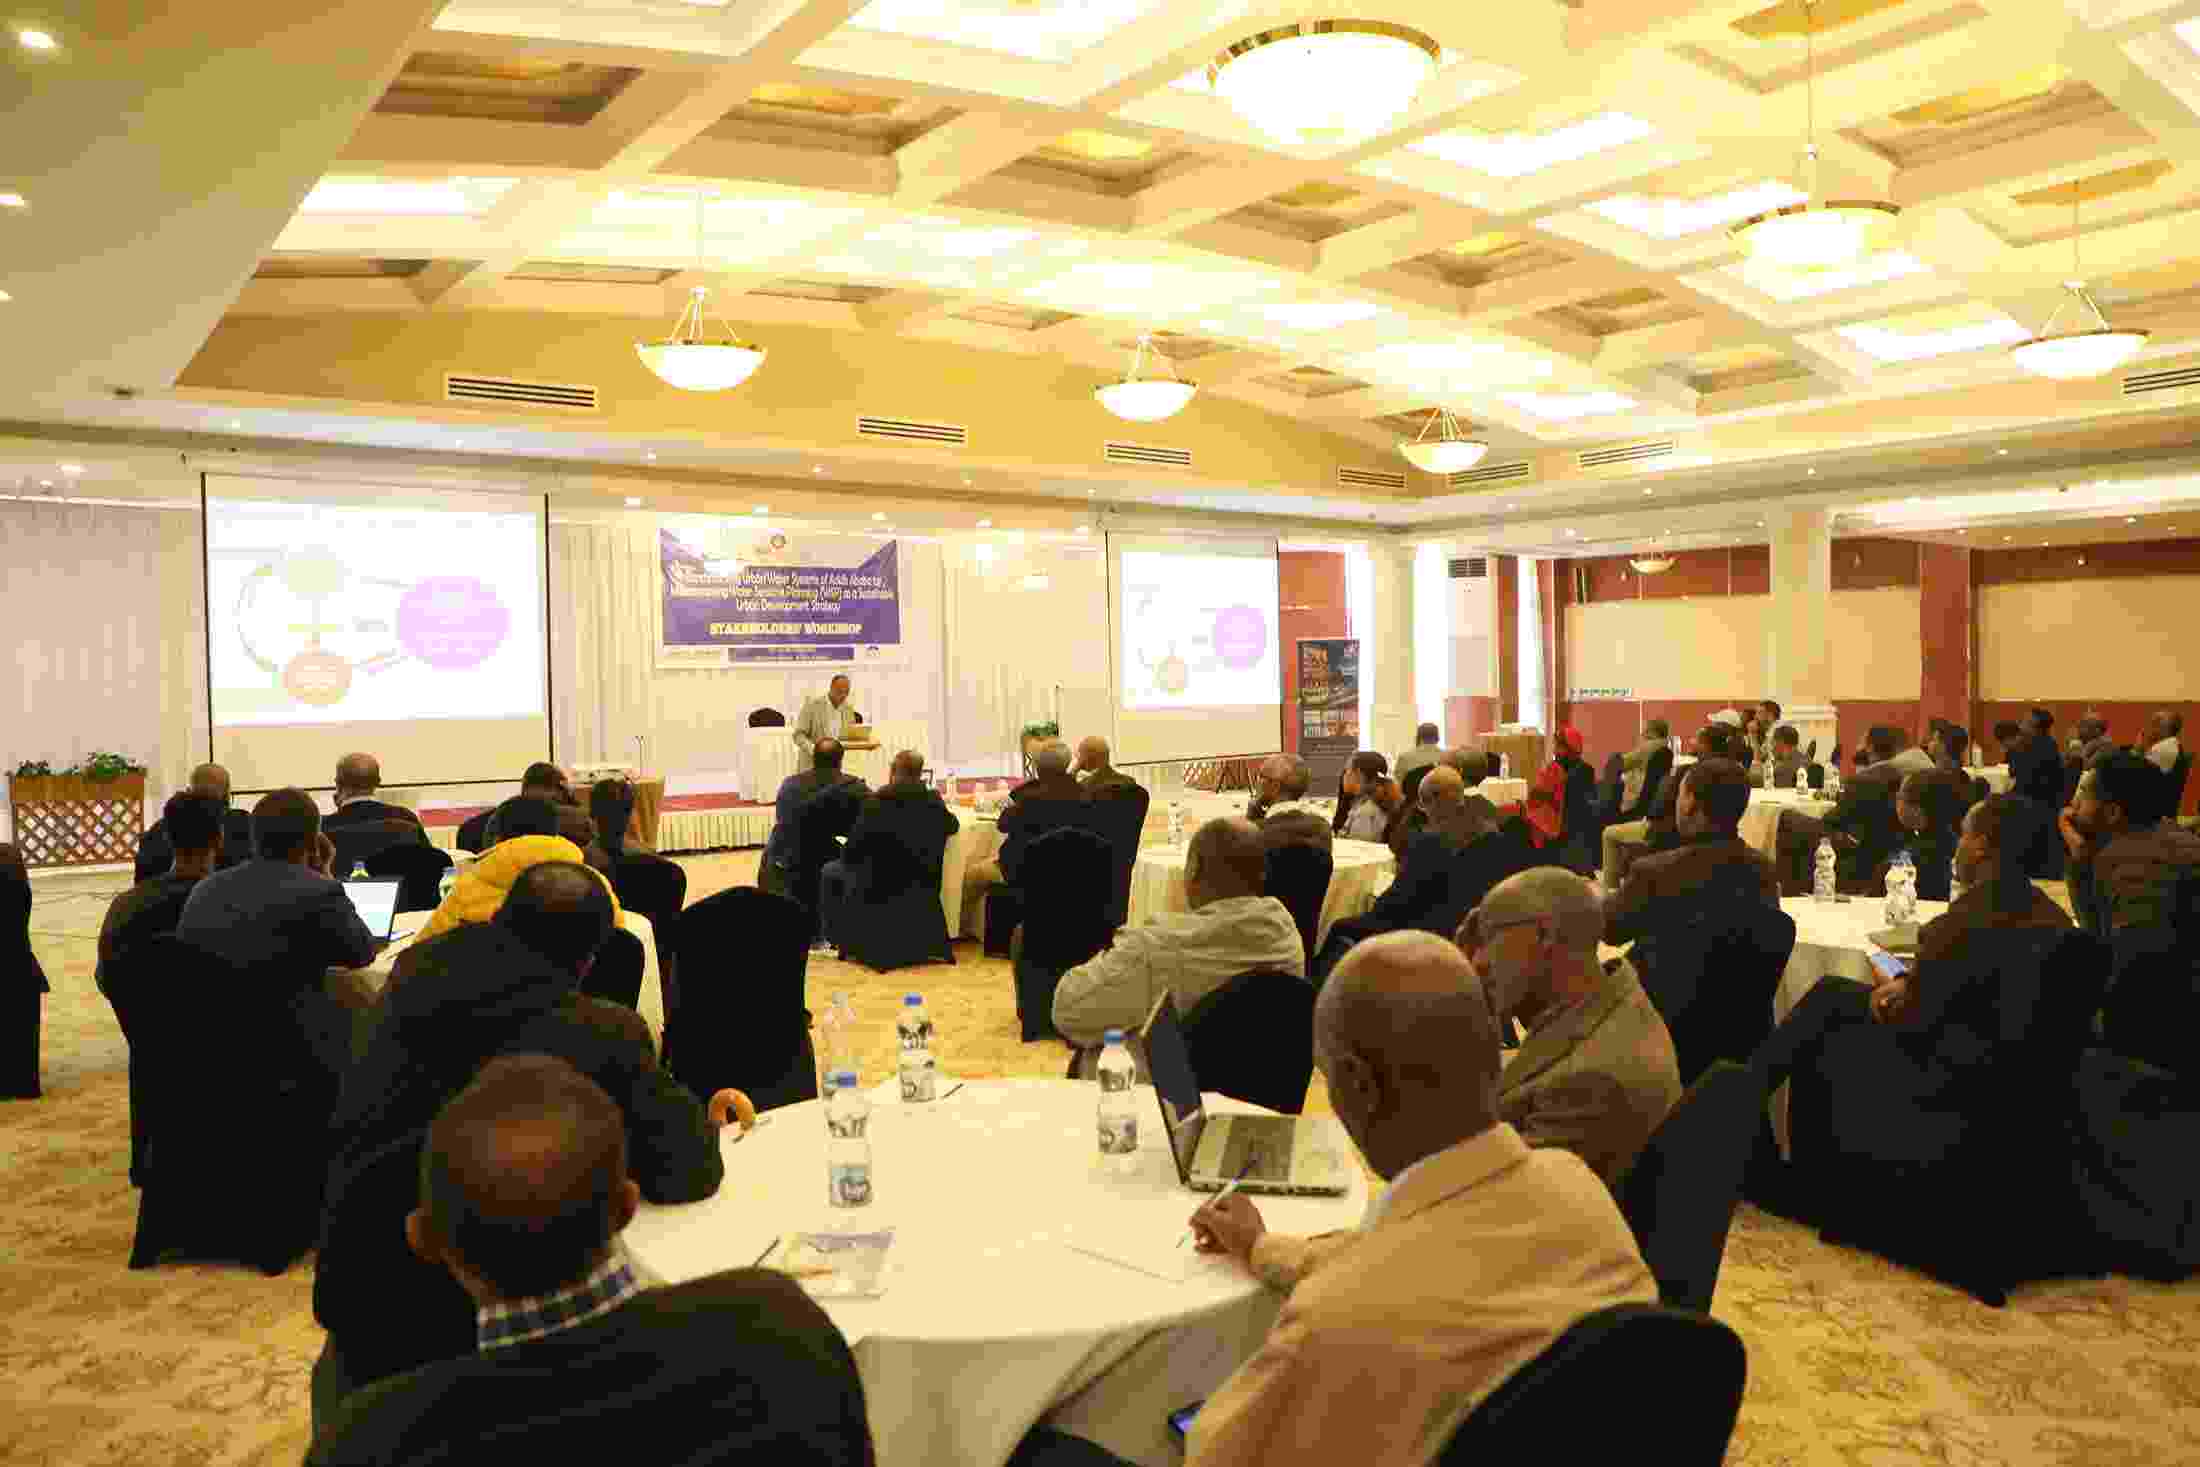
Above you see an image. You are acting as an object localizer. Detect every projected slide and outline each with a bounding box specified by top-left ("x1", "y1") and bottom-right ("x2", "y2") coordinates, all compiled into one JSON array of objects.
[
  {"x1": 1119, "y1": 549, "x2": 1280, "y2": 711},
  {"x1": 206, "y1": 497, "x2": 545, "y2": 726}
]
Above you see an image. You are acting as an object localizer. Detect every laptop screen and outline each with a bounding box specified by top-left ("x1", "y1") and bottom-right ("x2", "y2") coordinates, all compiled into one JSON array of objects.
[
  {"x1": 343, "y1": 879, "x2": 403, "y2": 940},
  {"x1": 1139, "y1": 991, "x2": 1207, "y2": 1186}
]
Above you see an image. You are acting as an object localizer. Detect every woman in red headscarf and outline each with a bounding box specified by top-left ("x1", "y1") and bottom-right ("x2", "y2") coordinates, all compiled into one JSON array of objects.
[{"x1": 1525, "y1": 726, "x2": 1599, "y2": 871}]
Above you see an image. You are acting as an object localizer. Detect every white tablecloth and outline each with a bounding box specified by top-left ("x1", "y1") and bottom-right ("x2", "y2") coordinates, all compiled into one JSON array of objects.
[
  {"x1": 1738, "y1": 788, "x2": 1835, "y2": 860},
  {"x1": 1978, "y1": 765, "x2": 2014, "y2": 795},
  {"x1": 622, "y1": 1077, "x2": 1368, "y2": 1467},
  {"x1": 346, "y1": 908, "x2": 665, "y2": 1045},
  {"x1": 1477, "y1": 776, "x2": 1529, "y2": 806},
  {"x1": 1129, "y1": 837, "x2": 1395, "y2": 948}
]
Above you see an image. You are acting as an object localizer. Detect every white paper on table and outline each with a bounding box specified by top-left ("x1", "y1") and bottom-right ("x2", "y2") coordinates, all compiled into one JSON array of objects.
[{"x1": 1056, "y1": 1228, "x2": 1194, "y2": 1284}]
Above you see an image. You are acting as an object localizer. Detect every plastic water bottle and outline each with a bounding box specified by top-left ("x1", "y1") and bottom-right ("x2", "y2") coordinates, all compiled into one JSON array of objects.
[
  {"x1": 437, "y1": 866, "x2": 459, "y2": 904},
  {"x1": 826, "y1": 1073, "x2": 872, "y2": 1210},
  {"x1": 1885, "y1": 851, "x2": 1918, "y2": 926},
  {"x1": 1168, "y1": 801, "x2": 1185, "y2": 844},
  {"x1": 1096, "y1": 1030, "x2": 1140, "y2": 1174},
  {"x1": 1499, "y1": 753, "x2": 1511, "y2": 778},
  {"x1": 1824, "y1": 765, "x2": 1842, "y2": 801},
  {"x1": 897, "y1": 994, "x2": 936, "y2": 1103},
  {"x1": 1814, "y1": 838, "x2": 1839, "y2": 903},
  {"x1": 818, "y1": 992, "x2": 856, "y2": 1101}
]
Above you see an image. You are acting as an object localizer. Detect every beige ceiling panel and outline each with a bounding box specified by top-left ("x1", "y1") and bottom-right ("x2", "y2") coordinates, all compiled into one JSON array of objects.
[
  {"x1": 1849, "y1": 77, "x2": 2118, "y2": 168},
  {"x1": 1543, "y1": 285, "x2": 1698, "y2": 336},
  {"x1": 254, "y1": 255, "x2": 431, "y2": 279},
  {"x1": 376, "y1": 50, "x2": 641, "y2": 125}
]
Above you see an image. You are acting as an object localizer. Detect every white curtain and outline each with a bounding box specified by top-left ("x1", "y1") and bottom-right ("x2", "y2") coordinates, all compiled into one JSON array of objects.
[
  {"x1": 938, "y1": 539, "x2": 1108, "y2": 771},
  {"x1": 1412, "y1": 542, "x2": 1449, "y2": 729},
  {"x1": 1519, "y1": 557, "x2": 1547, "y2": 733},
  {"x1": 2, "y1": 501, "x2": 208, "y2": 840},
  {"x1": 549, "y1": 521, "x2": 659, "y2": 771}
]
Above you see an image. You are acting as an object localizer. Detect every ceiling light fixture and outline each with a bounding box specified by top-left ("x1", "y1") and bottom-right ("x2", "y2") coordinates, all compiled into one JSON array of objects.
[
  {"x1": 1207, "y1": 21, "x2": 1440, "y2": 149},
  {"x1": 1630, "y1": 553, "x2": 1675, "y2": 574},
  {"x1": 2009, "y1": 194, "x2": 2148, "y2": 380},
  {"x1": 15, "y1": 27, "x2": 56, "y2": 49},
  {"x1": 60, "y1": 463, "x2": 82, "y2": 474},
  {"x1": 1096, "y1": 332, "x2": 1196, "y2": 421},
  {"x1": 623, "y1": 496, "x2": 643, "y2": 508},
  {"x1": 1730, "y1": 1, "x2": 1900, "y2": 270},
  {"x1": 635, "y1": 194, "x2": 766, "y2": 392},
  {"x1": 0, "y1": 192, "x2": 26, "y2": 209},
  {"x1": 754, "y1": 504, "x2": 770, "y2": 514},
  {"x1": 1398, "y1": 406, "x2": 1488, "y2": 473},
  {"x1": 872, "y1": 511, "x2": 886, "y2": 521}
]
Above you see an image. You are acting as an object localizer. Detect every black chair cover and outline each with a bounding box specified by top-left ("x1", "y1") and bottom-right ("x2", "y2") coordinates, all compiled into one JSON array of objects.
[
  {"x1": 1614, "y1": 1061, "x2": 1765, "y2": 1312},
  {"x1": 748, "y1": 707, "x2": 787, "y2": 728},
  {"x1": 670, "y1": 888, "x2": 817, "y2": 1112},
  {"x1": 455, "y1": 810, "x2": 493, "y2": 854},
  {"x1": 836, "y1": 821, "x2": 956, "y2": 974},
  {"x1": 610, "y1": 853, "x2": 688, "y2": 1042},
  {"x1": 1086, "y1": 786, "x2": 1152, "y2": 929},
  {"x1": 578, "y1": 927, "x2": 646, "y2": 1012},
  {"x1": 1180, "y1": 968, "x2": 1316, "y2": 1114},
  {"x1": 1636, "y1": 904, "x2": 1797, "y2": 1086},
  {"x1": 1009, "y1": 827, "x2": 1115, "y2": 1042},
  {"x1": 364, "y1": 841, "x2": 454, "y2": 913},
  {"x1": 1262, "y1": 843, "x2": 1333, "y2": 974}
]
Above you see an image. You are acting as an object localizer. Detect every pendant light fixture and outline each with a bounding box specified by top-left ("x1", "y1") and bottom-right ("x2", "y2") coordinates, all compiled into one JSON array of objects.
[
  {"x1": 1208, "y1": 21, "x2": 1441, "y2": 148},
  {"x1": 635, "y1": 194, "x2": 766, "y2": 392},
  {"x1": 1730, "y1": 0, "x2": 1900, "y2": 270},
  {"x1": 1397, "y1": 406, "x2": 1489, "y2": 474},
  {"x1": 2009, "y1": 193, "x2": 2149, "y2": 380},
  {"x1": 1095, "y1": 333, "x2": 1197, "y2": 422}
]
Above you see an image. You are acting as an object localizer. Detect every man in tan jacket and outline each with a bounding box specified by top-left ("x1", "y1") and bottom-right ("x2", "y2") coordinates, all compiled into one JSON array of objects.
[{"x1": 1183, "y1": 932, "x2": 1657, "y2": 1467}]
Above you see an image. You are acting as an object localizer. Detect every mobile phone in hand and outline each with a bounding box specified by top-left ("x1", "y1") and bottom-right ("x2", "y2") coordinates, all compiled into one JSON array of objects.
[
  {"x1": 1867, "y1": 949, "x2": 1909, "y2": 981},
  {"x1": 1168, "y1": 1402, "x2": 1203, "y2": 1442}
]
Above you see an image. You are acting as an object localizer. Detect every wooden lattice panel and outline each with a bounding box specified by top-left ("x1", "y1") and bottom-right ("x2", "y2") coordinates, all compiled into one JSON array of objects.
[{"x1": 7, "y1": 777, "x2": 146, "y2": 868}]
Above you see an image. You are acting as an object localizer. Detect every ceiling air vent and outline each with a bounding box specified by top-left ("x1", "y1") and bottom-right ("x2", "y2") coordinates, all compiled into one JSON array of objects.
[
  {"x1": 1338, "y1": 464, "x2": 1408, "y2": 491},
  {"x1": 444, "y1": 373, "x2": 598, "y2": 413},
  {"x1": 1448, "y1": 556, "x2": 1490, "y2": 580},
  {"x1": 2122, "y1": 365, "x2": 2200, "y2": 397},
  {"x1": 1577, "y1": 439, "x2": 1675, "y2": 470},
  {"x1": 857, "y1": 415, "x2": 967, "y2": 447},
  {"x1": 1447, "y1": 460, "x2": 1531, "y2": 488},
  {"x1": 1104, "y1": 440, "x2": 1192, "y2": 469}
]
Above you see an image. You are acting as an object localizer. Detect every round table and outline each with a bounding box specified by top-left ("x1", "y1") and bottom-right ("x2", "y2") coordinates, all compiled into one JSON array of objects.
[
  {"x1": 1978, "y1": 765, "x2": 2015, "y2": 795},
  {"x1": 622, "y1": 1077, "x2": 1369, "y2": 1467},
  {"x1": 1129, "y1": 837, "x2": 1395, "y2": 948},
  {"x1": 1476, "y1": 776, "x2": 1529, "y2": 806},
  {"x1": 1738, "y1": 788, "x2": 1835, "y2": 860}
]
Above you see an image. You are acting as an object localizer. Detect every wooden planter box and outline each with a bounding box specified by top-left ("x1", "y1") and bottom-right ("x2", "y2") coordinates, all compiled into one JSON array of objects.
[{"x1": 7, "y1": 773, "x2": 147, "y2": 868}]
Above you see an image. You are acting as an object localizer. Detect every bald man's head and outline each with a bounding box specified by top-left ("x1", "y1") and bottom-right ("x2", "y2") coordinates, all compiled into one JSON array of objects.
[
  {"x1": 1185, "y1": 816, "x2": 1267, "y2": 907},
  {"x1": 334, "y1": 753, "x2": 382, "y2": 797},
  {"x1": 1477, "y1": 867, "x2": 1607, "y2": 1021},
  {"x1": 1034, "y1": 741, "x2": 1072, "y2": 778},
  {"x1": 891, "y1": 749, "x2": 926, "y2": 782},
  {"x1": 1317, "y1": 931, "x2": 1503, "y2": 1180},
  {"x1": 187, "y1": 763, "x2": 231, "y2": 801},
  {"x1": 1075, "y1": 736, "x2": 1111, "y2": 773},
  {"x1": 414, "y1": 1055, "x2": 636, "y2": 1302},
  {"x1": 1419, "y1": 764, "x2": 1465, "y2": 813}
]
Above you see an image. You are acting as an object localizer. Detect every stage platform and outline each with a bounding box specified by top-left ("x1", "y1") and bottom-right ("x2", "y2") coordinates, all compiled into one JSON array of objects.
[{"x1": 419, "y1": 792, "x2": 774, "y2": 855}]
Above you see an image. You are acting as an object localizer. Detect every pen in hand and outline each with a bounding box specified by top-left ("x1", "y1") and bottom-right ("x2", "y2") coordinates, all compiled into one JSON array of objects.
[{"x1": 1181, "y1": 1157, "x2": 1258, "y2": 1250}]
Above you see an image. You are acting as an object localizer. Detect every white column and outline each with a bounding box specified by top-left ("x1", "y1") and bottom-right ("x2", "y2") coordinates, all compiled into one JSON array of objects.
[
  {"x1": 1368, "y1": 540, "x2": 1418, "y2": 758},
  {"x1": 1765, "y1": 507, "x2": 1838, "y2": 759}
]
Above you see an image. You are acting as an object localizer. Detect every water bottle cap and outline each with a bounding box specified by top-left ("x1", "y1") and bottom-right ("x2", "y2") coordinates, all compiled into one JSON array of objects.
[
  {"x1": 903, "y1": 993, "x2": 923, "y2": 1006},
  {"x1": 834, "y1": 1070, "x2": 858, "y2": 1087},
  {"x1": 1103, "y1": 1028, "x2": 1124, "y2": 1044}
]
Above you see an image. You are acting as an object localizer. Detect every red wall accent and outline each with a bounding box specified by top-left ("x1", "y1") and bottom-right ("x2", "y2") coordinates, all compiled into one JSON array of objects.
[
  {"x1": 1831, "y1": 537, "x2": 1921, "y2": 591},
  {"x1": 1635, "y1": 548, "x2": 1732, "y2": 600},
  {"x1": 1977, "y1": 700, "x2": 2198, "y2": 814},
  {"x1": 1978, "y1": 538, "x2": 2200, "y2": 584},
  {"x1": 1836, "y1": 700, "x2": 1925, "y2": 766},
  {"x1": 1495, "y1": 556, "x2": 1520, "y2": 725},
  {"x1": 1446, "y1": 695, "x2": 1501, "y2": 745},
  {"x1": 1279, "y1": 550, "x2": 1349, "y2": 757},
  {"x1": 1560, "y1": 701, "x2": 1644, "y2": 763},
  {"x1": 1918, "y1": 543, "x2": 1973, "y2": 738},
  {"x1": 1730, "y1": 544, "x2": 1771, "y2": 596}
]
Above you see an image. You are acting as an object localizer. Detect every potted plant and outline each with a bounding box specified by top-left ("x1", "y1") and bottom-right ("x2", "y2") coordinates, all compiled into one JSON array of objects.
[
  {"x1": 8, "y1": 752, "x2": 149, "y2": 868},
  {"x1": 1019, "y1": 719, "x2": 1060, "y2": 760}
]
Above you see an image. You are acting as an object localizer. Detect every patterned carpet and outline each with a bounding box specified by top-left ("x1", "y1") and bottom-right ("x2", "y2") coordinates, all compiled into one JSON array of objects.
[{"x1": 7, "y1": 854, "x2": 2200, "y2": 1467}]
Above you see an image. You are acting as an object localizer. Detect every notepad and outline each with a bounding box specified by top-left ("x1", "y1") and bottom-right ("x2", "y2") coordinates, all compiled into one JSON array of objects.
[
  {"x1": 1057, "y1": 1230, "x2": 1193, "y2": 1284},
  {"x1": 772, "y1": 1229, "x2": 895, "y2": 1298}
]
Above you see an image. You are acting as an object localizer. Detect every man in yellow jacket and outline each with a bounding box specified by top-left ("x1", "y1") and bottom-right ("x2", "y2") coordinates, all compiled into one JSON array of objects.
[{"x1": 417, "y1": 800, "x2": 621, "y2": 945}]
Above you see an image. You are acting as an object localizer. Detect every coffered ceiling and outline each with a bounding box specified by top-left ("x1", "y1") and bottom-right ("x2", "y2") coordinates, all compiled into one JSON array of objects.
[{"x1": 11, "y1": 0, "x2": 2200, "y2": 542}]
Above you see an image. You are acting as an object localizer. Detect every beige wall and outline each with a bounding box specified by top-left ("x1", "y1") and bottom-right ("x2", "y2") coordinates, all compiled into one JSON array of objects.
[
  {"x1": 1980, "y1": 577, "x2": 2197, "y2": 699},
  {"x1": 1565, "y1": 589, "x2": 1922, "y2": 699}
]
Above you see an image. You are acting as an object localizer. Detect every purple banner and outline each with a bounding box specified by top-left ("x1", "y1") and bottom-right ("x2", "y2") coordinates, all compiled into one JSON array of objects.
[{"x1": 660, "y1": 530, "x2": 904, "y2": 668}]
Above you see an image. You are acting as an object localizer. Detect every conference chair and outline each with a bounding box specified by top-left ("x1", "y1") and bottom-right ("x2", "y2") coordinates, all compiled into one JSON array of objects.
[
  {"x1": 609, "y1": 852, "x2": 688, "y2": 1030},
  {"x1": 747, "y1": 707, "x2": 787, "y2": 728},
  {"x1": 1087, "y1": 783, "x2": 1151, "y2": 929},
  {"x1": 111, "y1": 939, "x2": 329, "y2": 1274},
  {"x1": 365, "y1": 841, "x2": 453, "y2": 912},
  {"x1": 1594, "y1": 752, "x2": 1627, "y2": 827},
  {"x1": 2068, "y1": 1045, "x2": 2200, "y2": 1282},
  {"x1": 1261, "y1": 842, "x2": 1333, "y2": 974},
  {"x1": 1180, "y1": 968, "x2": 1316, "y2": 1115},
  {"x1": 670, "y1": 888, "x2": 816, "y2": 1112},
  {"x1": 328, "y1": 820, "x2": 425, "y2": 882},
  {"x1": 454, "y1": 810, "x2": 493, "y2": 854},
  {"x1": 833, "y1": 816, "x2": 956, "y2": 974},
  {"x1": 1635, "y1": 905, "x2": 1797, "y2": 1087},
  {"x1": 791, "y1": 782, "x2": 866, "y2": 919},
  {"x1": 1436, "y1": 1304, "x2": 1744, "y2": 1465},
  {"x1": 1614, "y1": 1061, "x2": 1765, "y2": 1312},
  {"x1": 578, "y1": 927, "x2": 646, "y2": 1013},
  {"x1": 2171, "y1": 751, "x2": 2195, "y2": 815},
  {"x1": 2097, "y1": 917, "x2": 2199, "y2": 1077},
  {"x1": 1008, "y1": 827, "x2": 1116, "y2": 1043},
  {"x1": 1804, "y1": 762, "x2": 1825, "y2": 792}
]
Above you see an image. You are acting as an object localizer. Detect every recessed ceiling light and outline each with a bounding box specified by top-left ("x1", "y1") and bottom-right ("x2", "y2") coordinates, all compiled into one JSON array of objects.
[
  {"x1": 962, "y1": 476, "x2": 972, "y2": 486},
  {"x1": 2126, "y1": 516, "x2": 2137, "y2": 523},
  {"x1": 753, "y1": 504, "x2": 769, "y2": 514},
  {"x1": 229, "y1": 419, "x2": 242, "y2": 429},
  {"x1": 1997, "y1": 448, "x2": 2009, "y2": 455},
  {"x1": 1075, "y1": 525, "x2": 1091, "y2": 536},
  {"x1": 1806, "y1": 468, "x2": 1816, "y2": 476},
  {"x1": 16, "y1": 27, "x2": 57, "y2": 50},
  {"x1": 1564, "y1": 528, "x2": 1578, "y2": 537},
  {"x1": 813, "y1": 466, "x2": 825, "y2": 475},
  {"x1": 871, "y1": 511, "x2": 885, "y2": 521},
  {"x1": 977, "y1": 518, "x2": 993, "y2": 528},
  {"x1": 624, "y1": 496, "x2": 642, "y2": 507},
  {"x1": 0, "y1": 192, "x2": 26, "y2": 209},
  {"x1": 59, "y1": 463, "x2": 82, "y2": 474},
  {"x1": 38, "y1": 479, "x2": 53, "y2": 488},
  {"x1": 645, "y1": 452, "x2": 657, "y2": 461},
  {"x1": 0, "y1": 289, "x2": 12, "y2": 302},
  {"x1": 1641, "y1": 488, "x2": 1653, "y2": 496}
]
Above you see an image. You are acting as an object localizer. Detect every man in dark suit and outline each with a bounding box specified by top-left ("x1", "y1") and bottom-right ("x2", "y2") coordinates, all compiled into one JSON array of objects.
[
  {"x1": 309, "y1": 1053, "x2": 869, "y2": 1467},
  {"x1": 483, "y1": 762, "x2": 595, "y2": 854},
  {"x1": 1248, "y1": 753, "x2": 1334, "y2": 855},
  {"x1": 1617, "y1": 721, "x2": 1673, "y2": 823},
  {"x1": 1073, "y1": 736, "x2": 1140, "y2": 799},
  {"x1": 313, "y1": 862, "x2": 736, "y2": 1431},
  {"x1": 1, "y1": 841, "x2": 46, "y2": 1100},
  {"x1": 2011, "y1": 708, "x2": 2066, "y2": 806},
  {"x1": 969, "y1": 740, "x2": 1092, "y2": 894},
  {"x1": 134, "y1": 763, "x2": 255, "y2": 881},
  {"x1": 1604, "y1": 758, "x2": 1779, "y2": 986},
  {"x1": 819, "y1": 750, "x2": 958, "y2": 949},
  {"x1": 760, "y1": 740, "x2": 867, "y2": 898},
  {"x1": 177, "y1": 788, "x2": 379, "y2": 976},
  {"x1": 100, "y1": 792, "x2": 227, "y2": 996},
  {"x1": 324, "y1": 753, "x2": 427, "y2": 834},
  {"x1": 1314, "y1": 767, "x2": 1519, "y2": 978}
]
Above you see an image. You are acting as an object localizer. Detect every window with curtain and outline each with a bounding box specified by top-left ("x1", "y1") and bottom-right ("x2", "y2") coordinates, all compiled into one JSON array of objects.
[
  {"x1": 1412, "y1": 542, "x2": 1449, "y2": 728},
  {"x1": 1518, "y1": 556, "x2": 1546, "y2": 732}
]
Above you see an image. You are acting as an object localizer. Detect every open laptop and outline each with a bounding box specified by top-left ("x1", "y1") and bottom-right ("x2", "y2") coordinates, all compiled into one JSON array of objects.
[
  {"x1": 1138, "y1": 990, "x2": 1349, "y2": 1197},
  {"x1": 341, "y1": 879, "x2": 404, "y2": 947}
]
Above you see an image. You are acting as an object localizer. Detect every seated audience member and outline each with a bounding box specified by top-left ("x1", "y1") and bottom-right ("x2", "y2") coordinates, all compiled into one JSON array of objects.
[
  {"x1": 315, "y1": 865, "x2": 732, "y2": 1422},
  {"x1": 1601, "y1": 723, "x2": 1726, "y2": 888},
  {"x1": 1472, "y1": 868, "x2": 1682, "y2": 1188},
  {"x1": 1887, "y1": 768, "x2": 1972, "y2": 902},
  {"x1": 1755, "y1": 700, "x2": 1784, "y2": 762},
  {"x1": 1524, "y1": 726, "x2": 1595, "y2": 860},
  {"x1": 1617, "y1": 719, "x2": 1674, "y2": 821},
  {"x1": 484, "y1": 763, "x2": 595, "y2": 852},
  {"x1": 324, "y1": 754, "x2": 427, "y2": 835},
  {"x1": 178, "y1": 789, "x2": 378, "y2": 976},
  {"x1": 99, "y1": 793, "x2": 227, "y2": 995},
  {"x1": 1990, "y1": 719, "x2": 2025, "y2": 766},
  {"x1": 1392, "y1": 723, "x2": 1444, "y2": 783},
  {"x1": 963, "y1": 740, "x2": 1088, "y2": 908},
  {"x1": 1603, "y1": 759, "x2": 1778, "y2": 986},
  {"x1": 1319, "y1": 768, "x2": 1510, "y2": 974},
  {"x1": 2, "y1": 843, "x2": 46, "y2": 1100},
  {"x1": 133, "y1": 763, "x2": 253, "y2": 881},
  {"x1": 1928, "y1": 722, "x2": 1972, "y2": 772},
  {"x1": 819, "y1": 750, "x2": 957, "y2": 949},
  {"x1": 1248, "y1": 753, "x2": 1333, "y2": 854},
  {"x1": 310, "y1": 1056, "x2": 864, "y2": 1467},
  {"x1": 2061, "y1": 754, "x2": 2200, "y2": 1066},
  {"x1": 2012, "y1": 708, "x2": 2065, "y2": 806},
  {"x1": 1812, "y1": 726, "x2": 1909, "y2": 888},
  {"x1": 2146, "y1": 709, "x2": 2185, "y2": 775},
  {"x1": 1072, "y1": 736, "x2": 1140, "y2": 799},
  {"x1": 583, "y1": 777, "x2": 652, "y2": 875},
  {"x1": 1053, "y1": 817, "x2": 1303, "y2": 1065},
  {"x1": 1765, "y1": 725, "x2": 1806, "y2": 787},
  {"x1": 1178, "y1": 931, "x2": 1654, "y2": 1467},
  {"x1": 416, "y1": 800, "x2": 613, "y2": 945},
  {"x1": 2071, "y1": 713, "x2": 2119, "y2": 768},
  {"x1": 1885, "y1": 726, "x2": 1935, "y2": 776},
  {"x1": 1332, "y1": 752, "x2": 1393, "y2": 842},
  {"x1": 760, "y1": 739, "x2": 868, "y2": 898},
  {"x1": 1387, "y1": 765, "x2": 1432, "y2": 862}
]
